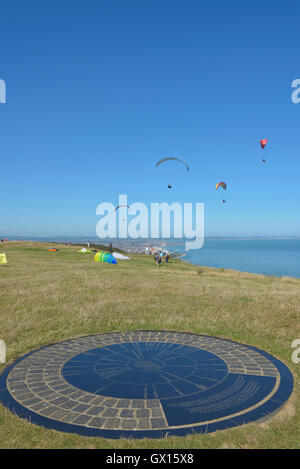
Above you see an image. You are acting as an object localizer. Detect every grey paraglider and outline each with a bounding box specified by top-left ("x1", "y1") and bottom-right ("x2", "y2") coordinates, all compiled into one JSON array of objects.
[{"x1": 155, "y1": 157, "x2": 190, "y2": 171}]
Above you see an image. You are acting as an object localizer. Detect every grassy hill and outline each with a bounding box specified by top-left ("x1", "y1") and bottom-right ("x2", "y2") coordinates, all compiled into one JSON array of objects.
[{"x1": 0, "y1": 241, "x2": 299, "y2": 449}]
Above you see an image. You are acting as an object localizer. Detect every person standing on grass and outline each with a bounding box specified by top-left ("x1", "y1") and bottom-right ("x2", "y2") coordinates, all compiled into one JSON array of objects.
[{"x1": 153, "y1": 253, "x2": 162, "y2": 269}]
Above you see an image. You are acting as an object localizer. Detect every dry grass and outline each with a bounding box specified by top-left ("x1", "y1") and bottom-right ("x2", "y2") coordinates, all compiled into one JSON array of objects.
[{"x1": 0, "y1": 241, "x2": 299, "y2": 448}]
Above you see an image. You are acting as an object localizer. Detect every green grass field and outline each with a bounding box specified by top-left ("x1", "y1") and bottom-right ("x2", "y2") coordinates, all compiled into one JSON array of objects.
[{"x1": 0, "y1": 241, "x2": 299, "y2": 448}]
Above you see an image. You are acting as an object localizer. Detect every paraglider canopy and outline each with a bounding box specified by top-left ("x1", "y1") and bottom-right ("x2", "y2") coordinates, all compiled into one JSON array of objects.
[
  {"x1": 94, "y1": 251, "x2": 117, "y2": 264},
  {"x1": 115, "y1": 205, "x2": 130, "y2": 211},
  {"x1": 155, "y1": 157, "x2": 190, "y2": 171},
  {"x1": 260, "y1": 139, "x2": 268, "y2": 149},
  {"x1": 112, "y1": 252, "x2": 130, "y2": 260},
  {"x1": 0, "y1": 253, "x2": 7, "y2": 265},
  {"x1": 216, "y1": 182, "x2": 227, "y2": 190}
]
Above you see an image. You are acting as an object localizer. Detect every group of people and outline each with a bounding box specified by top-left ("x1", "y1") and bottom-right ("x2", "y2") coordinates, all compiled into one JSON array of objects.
[{"x1": 153, "y1": 251, "x2": 170, "y2": 267}]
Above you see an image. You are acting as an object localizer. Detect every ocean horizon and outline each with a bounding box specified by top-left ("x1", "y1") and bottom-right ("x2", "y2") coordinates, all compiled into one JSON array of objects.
[{"x1": 167, "y1": 237, "x2": 300, "y2": 279}]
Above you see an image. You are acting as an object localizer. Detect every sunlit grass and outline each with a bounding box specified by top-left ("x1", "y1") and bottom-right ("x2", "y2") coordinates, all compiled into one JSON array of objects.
[{"x1": 0, "y1": 241, "x2": 299, "y2": 448}]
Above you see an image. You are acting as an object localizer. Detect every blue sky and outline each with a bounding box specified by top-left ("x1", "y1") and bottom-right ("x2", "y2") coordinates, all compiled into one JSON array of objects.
[{"x1": 1, "y1": 0, "x2": 300, "y2": 238}]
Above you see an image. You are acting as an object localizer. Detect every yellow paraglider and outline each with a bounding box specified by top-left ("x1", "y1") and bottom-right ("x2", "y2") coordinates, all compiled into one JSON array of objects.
[{"x1": 0, "y1": 253, "x2": 7, "y2": 265}]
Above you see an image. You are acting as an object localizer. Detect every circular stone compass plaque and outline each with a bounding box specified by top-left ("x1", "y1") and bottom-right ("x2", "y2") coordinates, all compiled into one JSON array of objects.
[{"x1": 0, "y1": 331, "x2": 294, "y2": 438}]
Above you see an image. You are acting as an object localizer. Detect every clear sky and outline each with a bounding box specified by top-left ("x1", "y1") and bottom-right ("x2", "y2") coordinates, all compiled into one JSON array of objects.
[{"x1": 1, "y1": 0, "x2": 300, "y2": 238}]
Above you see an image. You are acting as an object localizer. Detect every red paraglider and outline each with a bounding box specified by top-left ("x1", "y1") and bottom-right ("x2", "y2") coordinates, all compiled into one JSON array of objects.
[{"x1": 260, "y1": 139, "x2": 268, "y2": 149}]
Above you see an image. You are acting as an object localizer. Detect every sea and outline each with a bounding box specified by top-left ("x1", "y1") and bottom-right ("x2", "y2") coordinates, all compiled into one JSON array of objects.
[
  {"x1": 3, "y1": 235, "x2": 300, "y2": 279},
  {"x1": 166, "y1": 238, "x2": 300, "y2": 279}
]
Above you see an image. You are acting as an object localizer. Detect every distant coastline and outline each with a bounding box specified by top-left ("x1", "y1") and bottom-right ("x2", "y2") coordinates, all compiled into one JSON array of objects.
[
  {"x1": 3, "y1": 237, "x2": 300, "y2": 279},
  {"x1": 3, "y1": 235, "x2": 300, "y2": 246}
]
